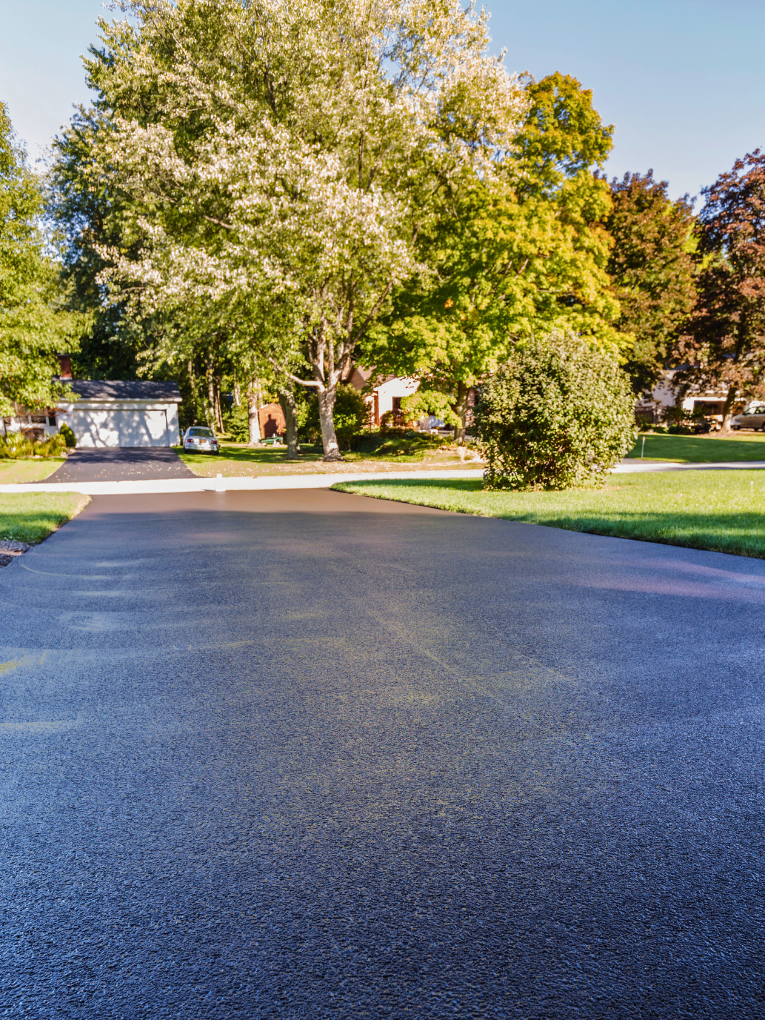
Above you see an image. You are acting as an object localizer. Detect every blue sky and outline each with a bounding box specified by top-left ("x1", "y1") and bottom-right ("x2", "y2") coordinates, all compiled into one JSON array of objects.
[{"x1": 0, "y1": 0, "x2": 763, "y2": 201}]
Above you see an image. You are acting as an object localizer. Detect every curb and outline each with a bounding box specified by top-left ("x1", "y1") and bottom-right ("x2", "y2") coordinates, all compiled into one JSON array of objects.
[{"x1": 0, "y1": 467, "x2": 486, "y2": 496}]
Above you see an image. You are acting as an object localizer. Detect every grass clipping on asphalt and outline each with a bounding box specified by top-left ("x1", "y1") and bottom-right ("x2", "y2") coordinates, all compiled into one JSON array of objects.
[
  {"x1": 0, "y1": 492, "x2": 90, "y2": 544},
  {"x1": 333, "y1": 471, "x2": 765, "y2": 559}
]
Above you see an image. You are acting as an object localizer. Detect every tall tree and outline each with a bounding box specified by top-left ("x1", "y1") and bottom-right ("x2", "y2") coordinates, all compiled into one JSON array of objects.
[
  {"x1": 0, "y1": 102, "x2": 79, "y2": 415},
  {"x1": 362, "y1": 73, "x2": 622, "y2": 440},
  {"x1": 58, "y1": 0, "x2": 527, "y2": 459},
  {"x1": 47, "y1": 106, "x2": 147, "y2": 381},
  {"x1": 606, "y1": 170, "x2": 697, "y2": 394},
  {"x1": 674, "y1": 150, "x2": 765, "y2": 429}
]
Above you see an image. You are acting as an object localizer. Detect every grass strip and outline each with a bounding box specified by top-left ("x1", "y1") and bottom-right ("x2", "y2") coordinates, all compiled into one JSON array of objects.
[
  {"x1": 0, "y1": 458, "x2": 66, "y2": 484},
  {"x1": 333, "y1": 471, "x2": 765, "y2": 559},
  {"x1": 177, "y1": 442, "x2": 471, "y2": 477},
  {"x1": 0, "y1": 492, "x2": 90, "y2": 544},
  {"x1": 627, "y1": 432, "x2": 765, "y2": 462}
]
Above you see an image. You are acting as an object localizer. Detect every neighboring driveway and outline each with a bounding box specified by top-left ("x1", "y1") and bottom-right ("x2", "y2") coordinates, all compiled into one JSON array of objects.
[
  {"x1": 1, "y1": 488, "x2": 764, "y2": 1018},
  {"x1": 46, "y1": 446, "x2": 195, "y2": 483}
]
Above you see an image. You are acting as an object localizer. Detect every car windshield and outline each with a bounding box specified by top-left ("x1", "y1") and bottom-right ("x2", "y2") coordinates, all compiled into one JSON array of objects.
[
  {"x1": 188, "y1": 428, "x2": 214, "y2": 436},
  {"x1": 744, "y1": 407, "x2": 765, "y2": 416}
]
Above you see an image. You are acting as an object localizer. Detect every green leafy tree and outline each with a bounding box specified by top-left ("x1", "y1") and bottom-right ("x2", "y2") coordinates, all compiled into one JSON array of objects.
[
  {"x1": 606, "y1": 170, "x2": 697, "y2": 394},
  {"x1": 474, "y1": 330, "x2": 636, "y2": 490},
  {"x1": 674, "y1": 150, "x2": 765, "y2": 429},
  {"x1": 47, "y1": 106, "x2": 147, "y2": 381},
  {"x1": 362, "y1": 73, "x2": 622, "y2": 441},
  {"x1": 54, "y1": 0, "x2": 527, "y2": 460},
  {"x1": 400, "y1": 389, "x2": 461, "y2": 428},
  {"x1": 0, "y1": 102, "x2": 79, "y2": 414}
]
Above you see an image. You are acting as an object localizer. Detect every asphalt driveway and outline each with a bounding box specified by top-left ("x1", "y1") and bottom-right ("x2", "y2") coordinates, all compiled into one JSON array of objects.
[
  {"x1": 1, "y1": 488, "x2": 764, "y2": 1018},
  {"x1": 46, "y1": 446, "x2": 195, "y2": 482}
]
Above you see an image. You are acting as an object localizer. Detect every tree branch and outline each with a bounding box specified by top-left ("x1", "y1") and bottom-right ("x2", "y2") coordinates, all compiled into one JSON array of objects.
[
  {"x1": 349, "y1": 281, "x2": 393, "y2": 347},
  {"x1": 265, "y1": 355, "x2": 319, "y2": 388}
]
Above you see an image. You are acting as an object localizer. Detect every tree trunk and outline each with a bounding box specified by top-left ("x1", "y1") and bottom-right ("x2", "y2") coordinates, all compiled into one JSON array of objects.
[
  {"x1": 318, "y1": 385, "x2": 342, "y2": 460},
  {"x1": 278, "y1": 387, "x2": 300, "y2": 460},
  {"x1": 453, "y1": 380, "x2": 470, "y2": 444},
  {"x1": 187, "y1": 359, "x2": 198, "y2": 424},
  {"x1": 205, "y1": 360, "x2": 216, "y2": 428},
  {"x1": 247, "y1": 377, "x2": 262, "y2": 446},
  {"x1": 719, "y1": 382, "x2": 738, "y2": 433},
  {"x1": 213, "y1": 365, "x2": 224, "y2": 431},
  {"x1": 233, "y1": 378, "x2": 242, "y2": 406}
]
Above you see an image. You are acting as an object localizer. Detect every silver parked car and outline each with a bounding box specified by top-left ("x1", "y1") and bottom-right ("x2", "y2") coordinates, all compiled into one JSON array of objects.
[
  {"x1": 730, "y1": 404, "x2": 765, "y2": 431},
  {"x1": 183, "y1": 426, "x2": 220, "y2": 453}
]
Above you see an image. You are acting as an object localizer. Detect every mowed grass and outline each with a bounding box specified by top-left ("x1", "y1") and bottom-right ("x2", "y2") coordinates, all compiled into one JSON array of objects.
[
  {"x1": 627, "y1": 432, "x2": 765, "y2": 462},
  {"x1": 0, "y1": 493, "x2": 90, "y2": 544},
  {"x1": 0, "y1": 458, "x2": 66, "y2": 484},
  {"x1": 178, "y1": 433, "x2": 765, "y2": 473},
  {"x1": 177, "y1": 442, "x2": 470, "y2": 476},
  {"x1": 333, "y1": 471, "x2": 765, "y2": 559}
]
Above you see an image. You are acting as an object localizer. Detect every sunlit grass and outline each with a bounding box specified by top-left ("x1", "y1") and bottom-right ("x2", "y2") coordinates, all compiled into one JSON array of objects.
[
  {"x1": 177, "y1": 442, "x2": 468, "y2": 476},
  {"x1": 0, "y1": 458, "x2": 65, "y2": 484},
  {"x1": 628, "y1": 432, "x2": 765, "y2": 462},
  {"x1": 0, "y1": 493, "x2": 90, "y2": 544},
  {"x1": 333, "y1": 471, "x2": 765, "y2": 558}
]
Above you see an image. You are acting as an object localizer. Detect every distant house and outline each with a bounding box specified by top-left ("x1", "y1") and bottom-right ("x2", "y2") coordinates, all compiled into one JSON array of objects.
[
  {"x1": 348, "y1": 367, "x2": 419, "y2": 425},
  {"x1": 637, "y1": 372, "x2": 741, "y2": 424},
  {"x1": 57, "y1": 381, "x2": 182, "y2": 448},
  {"x1": 1, "y1": 410, "x2": 58, "y2": 442}
]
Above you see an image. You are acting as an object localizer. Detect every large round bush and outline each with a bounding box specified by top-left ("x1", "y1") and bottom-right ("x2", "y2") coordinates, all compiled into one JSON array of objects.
[{"x1": 473, "y1": 330, "x2": 636, "y2": 490}]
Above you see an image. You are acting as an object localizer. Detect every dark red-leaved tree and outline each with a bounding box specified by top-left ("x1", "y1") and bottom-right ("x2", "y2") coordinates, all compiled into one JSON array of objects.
[{"x1": 675, "y1": 150, "x2": 765, "y2": 428}]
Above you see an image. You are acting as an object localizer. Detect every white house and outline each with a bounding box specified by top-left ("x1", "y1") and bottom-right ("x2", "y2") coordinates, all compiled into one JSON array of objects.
[
  {"x1": 637, "y1": 371, "x2": 735, "y2": 423},
  {"x1": 57, "y1": 381, "x2": 182, "y2": 448},
  {"x1": 348, "y1": 367, "x2": 419, "y2": 424}
]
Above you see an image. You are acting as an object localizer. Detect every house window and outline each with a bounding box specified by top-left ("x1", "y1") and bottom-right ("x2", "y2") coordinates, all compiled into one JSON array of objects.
[{"x1": 392, "y1": 397, "x2": 402, "y2": 412}]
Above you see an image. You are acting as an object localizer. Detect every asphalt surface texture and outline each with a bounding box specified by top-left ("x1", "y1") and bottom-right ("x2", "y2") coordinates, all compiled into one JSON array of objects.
[
  {"x1": 2, "y1": 488, "x2": 764, "y2": 1019},
  {"x1": 45, "y1": 447, "x2": 195, "y2": 482}
]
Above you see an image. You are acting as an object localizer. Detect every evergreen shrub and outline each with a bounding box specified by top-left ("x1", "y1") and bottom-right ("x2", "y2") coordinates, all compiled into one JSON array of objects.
[
  {"x1": 59, "y1": 423, "x2": 77, "y2": 448},
  {"x1": 223, "y1": 404, "x2": 250, "y2": 442},
  {"x1": 474, "y1": 330, "x2": 636, "y2": 490}
]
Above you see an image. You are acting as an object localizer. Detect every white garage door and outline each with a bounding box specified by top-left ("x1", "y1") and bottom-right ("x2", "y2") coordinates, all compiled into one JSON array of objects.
[{"x1": 68, "y1": 409, "x2": 170, "y2": 448}]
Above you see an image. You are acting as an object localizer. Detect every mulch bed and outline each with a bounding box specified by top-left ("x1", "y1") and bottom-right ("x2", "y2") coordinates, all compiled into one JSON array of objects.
[{"x1": 0, "y1": 539, "x2": 30, "y2": 567}]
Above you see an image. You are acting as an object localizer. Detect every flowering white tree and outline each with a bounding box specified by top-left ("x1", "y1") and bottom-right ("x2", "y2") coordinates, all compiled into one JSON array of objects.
[{"x1": 74, "y1": 0, "x2": 527, "y2": 457}]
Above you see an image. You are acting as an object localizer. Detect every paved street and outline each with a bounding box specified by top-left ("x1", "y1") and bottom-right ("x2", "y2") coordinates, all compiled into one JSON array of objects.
[{"x1": 1, "y1": 488, "x2": 765, "y2": 1018}]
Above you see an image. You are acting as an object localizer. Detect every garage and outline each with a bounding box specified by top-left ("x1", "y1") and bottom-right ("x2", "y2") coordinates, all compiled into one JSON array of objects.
[{"x1": 57, "y1": 380, "x2": 182, "y2": 448}]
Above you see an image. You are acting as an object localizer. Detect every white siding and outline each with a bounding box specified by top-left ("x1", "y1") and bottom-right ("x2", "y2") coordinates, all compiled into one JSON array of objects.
[{"x1": 59, "y1": 403, "x2": 180, "y2": 448}]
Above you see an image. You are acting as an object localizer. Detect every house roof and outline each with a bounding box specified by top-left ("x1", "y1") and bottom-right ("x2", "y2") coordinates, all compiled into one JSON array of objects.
[{"x1": 64, "y1": 380, "x2": 183, "y2": 403}]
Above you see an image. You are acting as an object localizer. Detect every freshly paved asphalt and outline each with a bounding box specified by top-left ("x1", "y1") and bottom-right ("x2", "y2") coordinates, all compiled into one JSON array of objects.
[
  {"x1": 46, "y1": 447, "x2": 195, "y2": 483},
  {"x1": 2, "y1": 489, "x2": 765, "y2": 1018}
]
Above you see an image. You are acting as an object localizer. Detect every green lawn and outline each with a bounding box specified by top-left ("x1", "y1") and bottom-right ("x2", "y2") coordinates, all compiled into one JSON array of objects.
[
  {"x1": 627, "y1": 432, "x2": 765, "y2": 462},
  {"x1": 0, "y1": 492, "x2": 90, "y2": 544},
  {"x1": 333, "y1": 471, "x2": 765, "y2": 559},
  {"x1": 178, "y1": 442, "x2": 472, "y2": 476},
  {"x1": 178, "y1": 433, "x2": 765, "y2": 475},
  {"x1": 0, "y1": 458, "x2": 65, "y2": 484}
]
